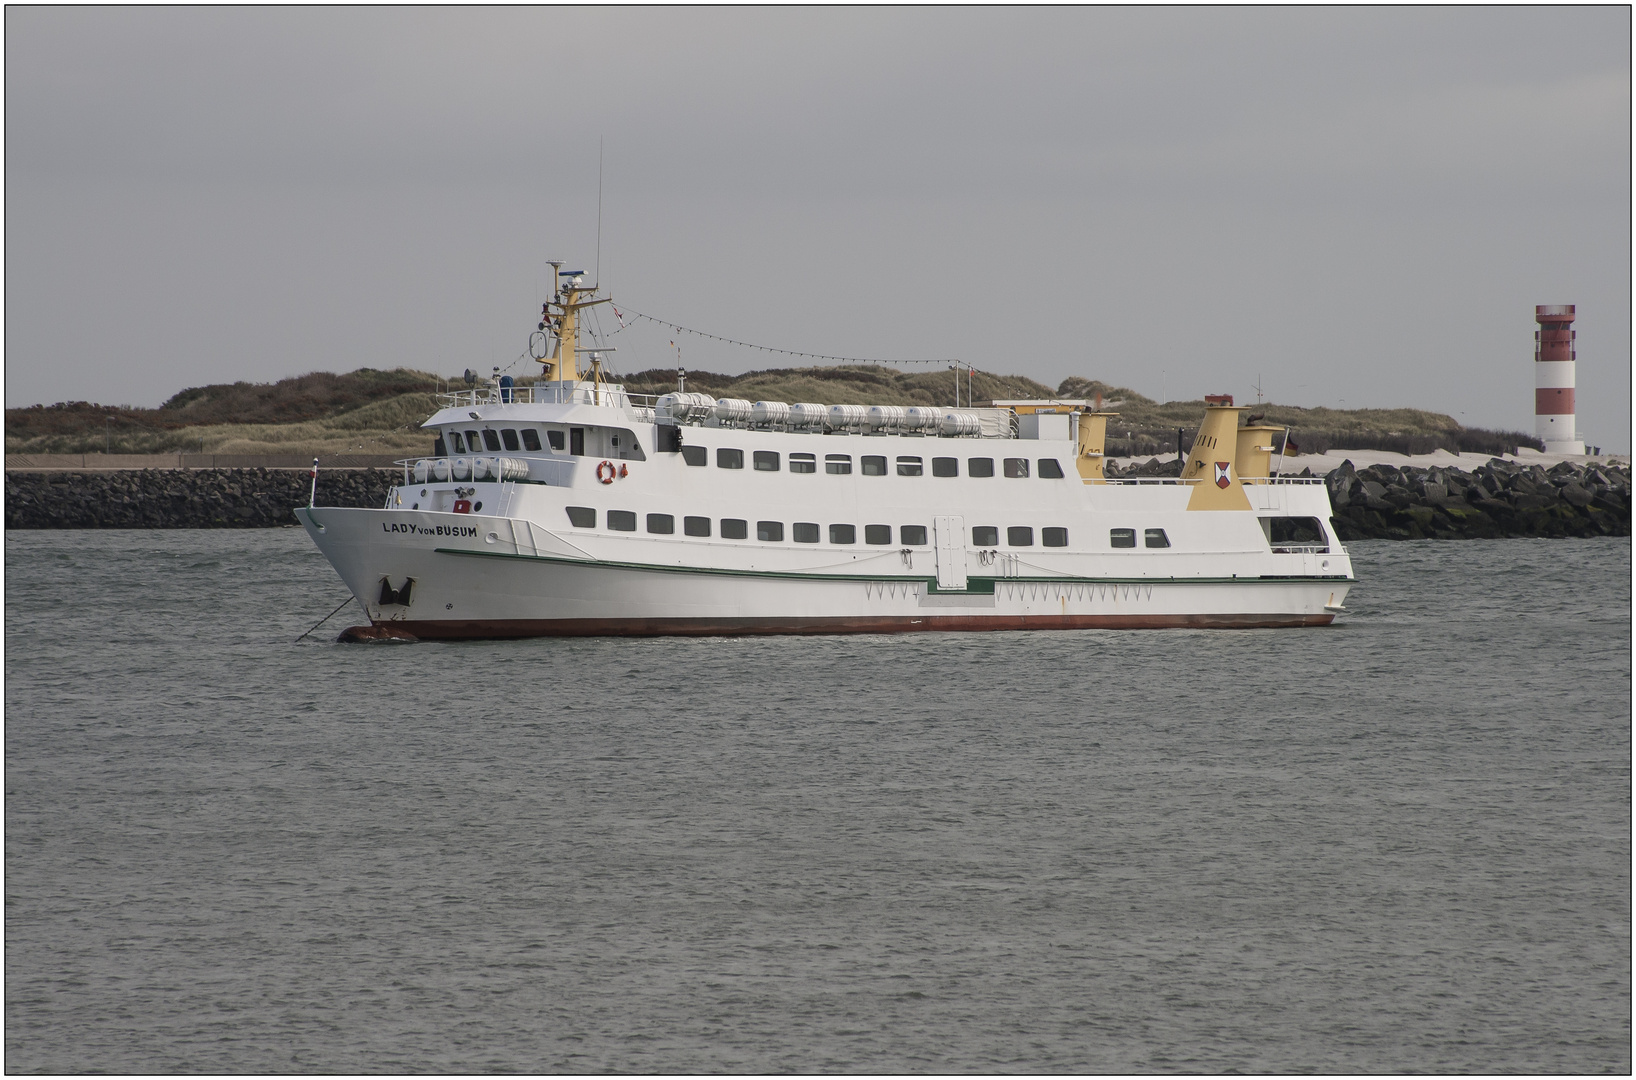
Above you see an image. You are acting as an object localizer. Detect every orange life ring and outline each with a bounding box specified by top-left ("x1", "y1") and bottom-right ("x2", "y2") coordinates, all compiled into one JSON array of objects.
[{"x1": 596, "y1": 460, "x2": 616, "y2": 484}]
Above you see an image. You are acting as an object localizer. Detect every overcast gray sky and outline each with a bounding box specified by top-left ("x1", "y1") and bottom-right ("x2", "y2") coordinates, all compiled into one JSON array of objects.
[{"x1": 7, "y1": 7, "x2": 1630, "y2": 448}]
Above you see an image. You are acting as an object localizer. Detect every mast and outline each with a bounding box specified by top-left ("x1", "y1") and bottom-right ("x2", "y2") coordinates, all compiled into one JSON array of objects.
[{"x1": 538, "y1": 264, "x2": 611, "y2": 383}]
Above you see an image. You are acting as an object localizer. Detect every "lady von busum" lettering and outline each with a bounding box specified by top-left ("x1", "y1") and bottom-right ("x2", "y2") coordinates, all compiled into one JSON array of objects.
[{"x1": 383, "y1": 523, "x2": 477, "y2": 537}]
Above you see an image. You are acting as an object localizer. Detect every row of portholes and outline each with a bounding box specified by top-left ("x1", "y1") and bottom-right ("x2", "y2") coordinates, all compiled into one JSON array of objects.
[{"x1": 681, "y1": 447, "x2": 1064, "y2": 479}]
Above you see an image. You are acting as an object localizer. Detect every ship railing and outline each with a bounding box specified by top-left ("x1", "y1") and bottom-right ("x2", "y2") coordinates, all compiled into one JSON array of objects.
[
  {"x1": 434, "y1": 385, "x2": 663, "y2": 411},
  {"x1": 1269, "y1": 541, "x2": 1331, "y2": 554}
]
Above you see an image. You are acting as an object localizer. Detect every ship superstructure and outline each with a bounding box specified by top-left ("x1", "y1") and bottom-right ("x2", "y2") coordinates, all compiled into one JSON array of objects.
[{"x1": 297, "y1": 268, "x2": 1352, "y2": 638}]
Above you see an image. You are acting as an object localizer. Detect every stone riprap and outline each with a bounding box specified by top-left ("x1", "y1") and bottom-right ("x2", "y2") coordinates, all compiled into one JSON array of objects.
[
  {"x1": 5, "y1": 461, "x2": 1630, "y2": 539},
  {"x1": 5, "y1": 468, "x2": 394, "y2": 529}
]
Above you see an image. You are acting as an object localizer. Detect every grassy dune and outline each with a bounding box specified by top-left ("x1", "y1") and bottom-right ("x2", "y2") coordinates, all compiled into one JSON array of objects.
[{"x1": 6, "y1": 365, "x2": 1539, "y2": 458}]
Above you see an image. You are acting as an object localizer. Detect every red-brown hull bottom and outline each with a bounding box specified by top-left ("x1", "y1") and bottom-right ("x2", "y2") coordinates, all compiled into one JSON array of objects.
[{"x1": 343, "y1": 612, "x2": 1337, "y2": 641}]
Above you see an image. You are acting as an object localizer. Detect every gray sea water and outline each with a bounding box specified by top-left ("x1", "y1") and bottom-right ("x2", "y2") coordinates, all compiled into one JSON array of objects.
[{"x1": 5, "y1": 529, "x2": 1630, "y2": 1073}]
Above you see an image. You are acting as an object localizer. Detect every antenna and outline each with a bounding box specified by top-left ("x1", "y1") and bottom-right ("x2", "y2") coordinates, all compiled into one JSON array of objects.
[{"x1": 595, "y1": 138, "x2": 604, "y2": 287}]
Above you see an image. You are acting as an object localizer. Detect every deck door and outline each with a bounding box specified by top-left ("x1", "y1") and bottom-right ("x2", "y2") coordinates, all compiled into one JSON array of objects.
[{"x1": 933, "y1": 515, "x2": 968, "y2": 591}]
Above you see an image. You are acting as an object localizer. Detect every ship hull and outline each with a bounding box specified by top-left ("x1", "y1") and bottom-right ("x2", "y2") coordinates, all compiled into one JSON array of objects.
[{"x1": 299, "y1": 507, "x2": 1350, "y2": 640}]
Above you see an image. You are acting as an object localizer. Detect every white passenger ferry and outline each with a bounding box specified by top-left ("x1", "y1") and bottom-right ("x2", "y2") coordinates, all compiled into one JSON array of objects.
[{"x1": 297, "y1": 269, "x2": 1352, "y2": 639}]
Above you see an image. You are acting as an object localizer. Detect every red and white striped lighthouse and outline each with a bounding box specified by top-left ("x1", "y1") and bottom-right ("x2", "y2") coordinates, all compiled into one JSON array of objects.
[{"x1": 1535, "y1": 304, "x2": 1584, "y2": 454}]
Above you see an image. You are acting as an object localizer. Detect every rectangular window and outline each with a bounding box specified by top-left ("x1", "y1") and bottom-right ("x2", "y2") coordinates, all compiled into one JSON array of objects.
[
  {"x1": 721, "y1": 518, "x2": 748, "y2": 539},
  {"x1": 647, "y1": 513, "x2": 675, "y2": 535},
  {"x1": 521, "y1": 429, "x2": 542, "y2": 452},
  {"x1": 900, "y1": 525, "x2": 928, "y2": 546},
  {"x1": 757, "y1": 521, "x2": 784, "y2": 542},
  {"x1": 896, "y1": 456, "x2": 923, "y2": 476},
  {"x1": 450, "y1": 432, "x2": 467, "y2": 454},
  {"x1": 825, "y1": 454, "x2": 852, "y2": 474},
  {"x1": 753, "y1": 450, "x2": 780, "y2": 472},
  {"x1": 684, "y1": 516, "x2": 711, "y2": 537},
  {"x1": 794, "y1": 522, "x2": 820, "y2": 543},
  {"x1": 1004, "y1": 458, "x2": 1030, "y2": 478},
  {"x1": 865, "y1": 524, "x2": 893, "y2": 545},
  {"x1": 1110, "y1": 528, "x2": 1136, "y2": 548},
  {"x1": 1008, "y1": 526, "x2": 1034, "y2": 546},
  {"x1": 1144, "y1": 528, "x2": 1171, "y2": 548},
  {"x1": 968, "y1": 457, "x2": 995, "y2": 478},
  {"x1": 972, "y1": 525, "x2": 999, "y2": 546},
  {"x1": 483, "y1": 430, "x2": 503, "y2": 452},
  {"x1": 932, "y1": 457, "x2": 958, "y2": 477},
  {"x1": 548, "y1": 430, "x2": 565, "y2": 451},
  {"x1": 465, "y1": 430, "x2": 481, "y2": 452},
  {"x1": 717, "y1": 448, "x2": 744, "y2": 469},
  {"x1": 566, "y1": 506, "x2": 596, "y2": 528},
  {"x1": 1037, "y1": 458, "x2": 1064, "y2": 479},
  {"x1": 681, "y1": 445, "x2": 707, "y2": 466},
  {"x1": 861, "y1": 455, "x2": 887, "y2": 476},
  {"x1": 1042, "y1": 527, "x2": 1068, "y2": 547},
  {"x1": 502, "y1": 429, "x2": 521, "y2": 452},
  {"x1": 570, "y1": 428, "x2": 584, "y2": 456},
  {"x1": 829, "y1": 524, "x2": 856, "y2": 544},
  {"x1": 607, "y1": 510, "x2": 637, "y2": 532},
  {"x1": 789, "y1": 453, "x2": 816, "y2": 473}
]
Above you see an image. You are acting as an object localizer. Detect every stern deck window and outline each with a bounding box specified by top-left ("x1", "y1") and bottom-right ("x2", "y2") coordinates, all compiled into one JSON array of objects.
[
  {"x1": 900, "y1": 525, "x2": 928, "y2": 546},
  {"x1": 608, "y1": 510, "x2": 637, "y2": 532},
  {"x1": 647, "y1": 514, "x2": 675, "y2": 535},
  {"x1": 757, "y1": 521, "x2": 784, "y2": 542},
  {"x1": 566, "y1": 506, "x2": 596, "y2": 528},
  {"x1": 722, "y1": 518, "x2": 749, "y2": 539},
  {"x1": 932, "y1": 457, "x2": 958, "y2": 477},
  {"x1": 684, "y1": 516, "x2": 711, "y2": 537},
  {"x1": 861, "y1": 455, "x2": 887, "y2": 476},
  {"x1": 1007, "y1": 526, "x2": 1034, "y2": 546},
  {"x1": 790, "y1": 453, "x2": 816, "y2": 473},
  {"x1": 825, "y1": 454, "x2": 852, "y2": 474},
  {"x1": 973, "y1": 526, "x2": 999, "y2": 546},
  {"x1": 968, "y1": 458, "x2": 995, "y2": 478},
  {"x1": 1038, "y1": 458, "x2": 1064, "y2": 479},
  {"x1": 1110, "y1": 528, "x2": 1136, "y2": 548},
  {"x1": 829, "y1": 524, "x2": 856, "y2": 544},
  {"x1": 718, "y1": 448, "x2": 744, "y2": 469},
  {"x1": 794, "y1": 522, "x2": 820, "y2": 543},
  {"x1": 1004, "y1": 458, "x2": 1030, "y2": 478},
  {"x1": 681, "y1": 445, "x2": 707, "y2": 466},
  {"x1": 896, "y1": 456, "x2": 923, "y2": 476},
  {"x1": 1144, "y1": 528, "x2": 1170, "y2": 548},
  {"x1": 865, "y1": 524, "x2": 892, "y2": 544},
  {"x1": 1043, "y1": 527, "x2": 1068, "y2": 547},
  {"x1": 753, "y1": 450, "x2": 780, "y2": 472}
]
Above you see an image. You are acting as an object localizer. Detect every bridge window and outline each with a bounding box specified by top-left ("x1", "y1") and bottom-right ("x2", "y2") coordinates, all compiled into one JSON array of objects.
[
  {"x1": 548, "y1": 430, "x2": 565, "y2": 451},
  {"x1": 968, "y1": 458, "x2": 995, "y2": 478},
  {"x1": 1043, "y1": 527, "x2": 1068, "y2": 547},
  {"x1": 608, "y1": 511, "x2": 636, "y2": 532},
  {"x1": 865, "y1": 524, "x2": 892, "y2": 545},
  {"x1": 521, "y1": 430, "x2": 542, "y2": 452},
  {"x1": 932, "y1": 457, "x2": 958, "y2": 477},
  {"x1": 717, "y1": 448, "x2": 744, "y2": 469},
  {"x1": 754, "y1": 450, "x2": 780, "y2": 472},
  {"x1": 483, "y1": 430, "x2": 503, "y2": 452},
  {"x1": 829, "y1": 524, "x2": 856, "y2": 544},
  {"x1": 793, "y1": 522, "x2": 820, "y2": 543},
  {"x1": 570, "y1": 428, "x2": 584, "y2": 456},
  {"x1": 972, "y1": 525, "x2": 999, "y2": 546},
  {"x1": 790, "y1": 453, "x2": 816, "y2": 473},
  {"x1": 861, "y1": 455, "x2": 887, "y2": 476},
  {"x1": 896, "y1": 456, "x2": 923, "y2": 476},
  {"x1": 684, "y1": 516, "x2": 711, "y2": 537},
  {"x1": 647, "y1": 514, "x2": 675, "y2": 535},
  {"x1": 901, "y1": 525, "x2": 929, "y2": 546},
  {"x1": 681, "y1": 445, "x2": 707, "y2": 466},
  {"x1": 1037, "y1": 459, "x2": 1064, "y2": 479},
  {"x1": 1110, "y1": 528, "x2": 1136, "y2": 548},
  {"x1": 465, "y1": 430, "x2": 481, "y2": 451},
  {"x1": 757, "y1": 521, "x2": 784, "y2": 542},
  {"x1": 1144, "y1": 528, "x2": 1170, "y2": 548},
  {"x1": 721, "y1": 518, "x2": 748, "y2": 539},
  {"x1": 566, "y1": 506, "x2": 595, "y2": 528},
  {"x1": 1003, "y1": 458, "x2": 1030, "y2": 478},
  {"x1": 825, "y1": 454, "x2": 852, "y2": 474},
  {"x1": 1007, "y1": 526, "x2": 1034, "y2": 546},
  {"x1": 450, "y1": 432, "x2": 467, "y2": 454},
  {"x1": 501, "y1": 429, "x2": 521, "y2": 451}
]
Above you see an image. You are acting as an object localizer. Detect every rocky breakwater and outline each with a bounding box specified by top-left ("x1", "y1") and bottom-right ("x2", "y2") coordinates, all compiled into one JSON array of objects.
[
  {"x1": 5, "y1": 468, "x2": 395, "y2": 529},
  {"x1": 1324, "y1": 459, "x2": 1630, "y2": 540}
]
